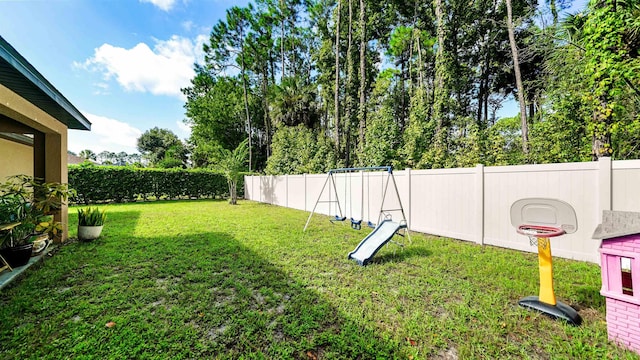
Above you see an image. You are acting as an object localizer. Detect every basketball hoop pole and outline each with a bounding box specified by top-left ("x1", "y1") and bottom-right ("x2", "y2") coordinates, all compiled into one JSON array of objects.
[
  {"x1": 515, "y1": 223, "x2": 581, "y2": 326},
  {"x1": 517, "y1": 225, "x2": 564, "y2": 306},
  {"x1": 536, "y1": 237, "x2": 556, "y2": 306}
]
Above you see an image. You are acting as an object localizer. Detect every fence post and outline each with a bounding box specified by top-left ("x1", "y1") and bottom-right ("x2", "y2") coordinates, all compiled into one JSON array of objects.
[
  {"x1": 304, "y1": 173, "x2": 307, "y2": 211},
  {"x1": 405, "y1": 168, "x2": 412, "y2": 230},
  {"x1": 259, "y1": 175, "x2": 263, "y2": 203},
  {"x1": 598, "y1": 157, "x2": 612, "y2": 215},
  {"x1": 476, "y1": 164, "x2": 484, "y2": 245}
]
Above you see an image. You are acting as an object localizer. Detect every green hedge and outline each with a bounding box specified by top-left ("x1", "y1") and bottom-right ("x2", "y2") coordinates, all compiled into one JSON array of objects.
[{"x1": 69, "y1": 165, "x2": 240, "y2": 204}]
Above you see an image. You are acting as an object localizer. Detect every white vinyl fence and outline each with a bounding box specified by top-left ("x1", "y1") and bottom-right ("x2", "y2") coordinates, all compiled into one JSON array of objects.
[{"x1": 245, "y1": 158, "x2": 640, "y2": 263}]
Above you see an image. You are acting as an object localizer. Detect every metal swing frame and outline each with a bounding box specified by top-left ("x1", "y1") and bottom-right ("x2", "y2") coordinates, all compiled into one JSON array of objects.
[{"x1": 303, "y1": 166, "x2": 409, "y2": 243}]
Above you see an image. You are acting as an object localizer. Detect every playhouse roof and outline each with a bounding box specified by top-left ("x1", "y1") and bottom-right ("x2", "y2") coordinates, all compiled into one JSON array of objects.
[{"x1": 593, "y1": 210, "x2": 640, "y2": 240}]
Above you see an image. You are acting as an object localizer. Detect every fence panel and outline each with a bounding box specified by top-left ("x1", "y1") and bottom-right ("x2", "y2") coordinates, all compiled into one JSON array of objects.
[
  {"x1": 305, "y1": 174, "x2": 332, "y2": 216},
  {"x1": 613, "y1": 160, "x2": 640, "y2": 212},
  {"x1": 244, "y1": 158, "x2": 640, "y2": 263},
  {"x1": 483, "y1": 162, "x2": 600, "y2": 262},
  {"x1": 410, "y1": 168, "x2": 479, "y2": 242},
  {"x1": 287, "y1": 175, "x2": 306, "y2": 211}
]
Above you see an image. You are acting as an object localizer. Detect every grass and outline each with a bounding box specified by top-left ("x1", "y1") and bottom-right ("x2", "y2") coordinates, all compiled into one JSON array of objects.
[{"x1": 0, "y1": 200, "x2": 637, "y2": 359}]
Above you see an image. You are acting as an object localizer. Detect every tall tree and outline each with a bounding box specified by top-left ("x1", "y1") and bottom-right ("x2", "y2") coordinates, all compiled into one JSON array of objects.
[
  {"x1": 505, "y1": 0, "x2": 529, "y2": 155},
  {"x1": 183, "y1": 70, "x2": 245, "y2": 167},
  {"x1": 580, "y1": 0, "x2": 640, "y2": 159},
  {"x1": 334, "y1": 0, "x2": 343, "y2": 154},
  {"x1": 429, "y1": 0, "x2": 450, "y2": 168},
  {"x1": 206, "y1": 6, "x2": 255, "y2": 170},
  {"x1": 247, "y1": 8, "x2": 276, "y2": 159},
  {"x1": 358, "y1": 0, "x2": 367, "y2": 155}
]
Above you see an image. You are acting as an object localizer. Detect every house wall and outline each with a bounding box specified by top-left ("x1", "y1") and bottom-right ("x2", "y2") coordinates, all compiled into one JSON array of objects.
[
  {"x1": 0, "y1": 136, "x2": 33, "y2": 180},
  {"x1": 0, "y1": 84, "x2": 69, "y2": 241},
  {"x1": 245, "y1": 158, "x2": 627, "y2": 263}
]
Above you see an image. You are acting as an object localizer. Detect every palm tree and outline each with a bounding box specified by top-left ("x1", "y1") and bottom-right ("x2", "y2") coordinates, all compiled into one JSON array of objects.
[
  {"x1": 218, "y1": 139, "x2": 249, "y2": 205},
  {"x1": 78, "y1": 149, "x2": 96, "y2": 161}
]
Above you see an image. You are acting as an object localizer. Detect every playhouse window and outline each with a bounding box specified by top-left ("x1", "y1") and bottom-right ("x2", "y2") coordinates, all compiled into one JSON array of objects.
[{"x1": 621, "y1": 257, "x2": 633, "y2": 296}]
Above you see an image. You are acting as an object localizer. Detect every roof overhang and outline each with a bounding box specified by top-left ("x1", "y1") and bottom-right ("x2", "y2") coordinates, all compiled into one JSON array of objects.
[{"x1": 0, "y1": 35, "x2": 91, "y2": 131}]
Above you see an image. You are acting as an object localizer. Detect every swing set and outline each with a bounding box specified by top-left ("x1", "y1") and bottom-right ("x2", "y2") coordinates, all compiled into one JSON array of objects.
[{"x1": 303, "y1": 166, "x2": 410, "y2": 265}]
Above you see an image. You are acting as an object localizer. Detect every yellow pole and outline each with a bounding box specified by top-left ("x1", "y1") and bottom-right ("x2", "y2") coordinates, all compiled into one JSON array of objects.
[{"x1": 537, "y1": 237, "x2": 556, "y2": 305}]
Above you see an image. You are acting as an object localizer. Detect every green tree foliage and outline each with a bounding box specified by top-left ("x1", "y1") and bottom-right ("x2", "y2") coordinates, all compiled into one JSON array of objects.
[
  {"x1": 183, "y1": 0, "x2": 639, "y2": 173},
  {"x1": 265, "y1": 125, "x2": 336, "y2": 175},
  {"x1": 535, "y1": 0, "x2": 640, "y2": 161},
  {"x1": 183, "y1": 70, "x2": 246, "y2": 167},
  {"x1": 78, "y1": 149, "x2": 97, "y2": 161},
  {"x1": 579, "y1": 0, "x2": 640, "y2": 159},
  {"x1": 137, "y1": 127, "x2": 188, "y2": 167}
]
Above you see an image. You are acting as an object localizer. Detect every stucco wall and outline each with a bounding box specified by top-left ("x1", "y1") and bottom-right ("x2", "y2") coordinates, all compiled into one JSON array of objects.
[{"x1": 0, "y1": 136, "x2": 33, "y2": 180}]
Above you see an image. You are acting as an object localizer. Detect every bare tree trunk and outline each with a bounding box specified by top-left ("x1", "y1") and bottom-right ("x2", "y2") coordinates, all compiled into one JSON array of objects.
[
  {"x1": 548, "y1": 0, "x2": 558, "y2": 25},
  {"x1": 434, "y1": 0, "x2": 445, "y2": 133},
  {"x1": 334, "y1": 0, "x2": 342, "y2": 153},
  {"x1": 345, "y1": 0, "x2": 353, "y2": 167},
  {"x1": 592, "y1": 98, "x2": 613, "y2": 160},
  {"x1": 262, "y1": 68, "x2": 271, "y2": 158},
  {"x1": 228, "y1": 180, "x2": 237, "y2": 205},
  {"x1": 416, "y1": 30, "x2": 424, "y2": 89},
  {"x1": 358, "y1": 0, "x2": 366, "y2": 155},
  {"x1": 506, "y1": 0, "x2": 529, "y2": 154},
  {"x1": 280, "y1": 0, "x2": 286, "y2": 81},
  {"x1": 240, "y1": 54, "x2": 252, "y2": 171}
]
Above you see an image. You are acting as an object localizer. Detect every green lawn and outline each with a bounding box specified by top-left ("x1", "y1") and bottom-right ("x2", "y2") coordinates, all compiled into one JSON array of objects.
[{"x1": 0, "y1": 200, "x2": 636, "y2": 359}]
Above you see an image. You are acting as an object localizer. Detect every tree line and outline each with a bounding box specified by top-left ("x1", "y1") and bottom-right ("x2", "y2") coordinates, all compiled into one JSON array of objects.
[
  {"x1": 71, "y1": 127, "x2": 187, "y2": 167},
  {"x1": 84, "y1": 0, "x2": 640, "y2": 175}
]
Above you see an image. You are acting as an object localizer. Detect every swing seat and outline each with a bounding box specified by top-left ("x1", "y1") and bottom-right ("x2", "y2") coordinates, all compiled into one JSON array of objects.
[
  {"x1": 331, "y1": 215, "x2": 347, "y2": 224},
  {"x1": 367, "y1": 221, "x2": 376, "y2": 229},
  {"x1": 351, "y1": 218, "x2": 362, "y2": 230}
]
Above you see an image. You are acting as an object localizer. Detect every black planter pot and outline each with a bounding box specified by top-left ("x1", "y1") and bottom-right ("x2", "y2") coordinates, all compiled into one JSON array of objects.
[{"x1": 0, "y1": 244, "x2": 33, "y2": 268}]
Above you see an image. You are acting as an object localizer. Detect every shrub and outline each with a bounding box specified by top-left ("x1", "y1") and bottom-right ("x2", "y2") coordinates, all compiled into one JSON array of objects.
[{"x1": 69, "y1": 164, "x2": 242, "y2": 204}]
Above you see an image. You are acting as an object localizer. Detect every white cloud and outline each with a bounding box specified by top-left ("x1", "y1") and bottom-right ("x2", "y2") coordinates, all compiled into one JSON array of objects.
[
  {"x1": 176, "y1": 120, "x2": 192, "y2": 139},
  {"x1": 92, "y1": 82, "x2": 110, "y2": 95},
  {"x1": 139, "y1": 0, "x2": 177, "y2": 12},
  {"x1": 78, "y1": 35, "x2": 206, "y2": 99},
  {"x1": 68, "y1": 113, "x2": 143, "y2": 154},
  {"x1": 182, "y1": 20, "x2": 194, "y2": 32}
]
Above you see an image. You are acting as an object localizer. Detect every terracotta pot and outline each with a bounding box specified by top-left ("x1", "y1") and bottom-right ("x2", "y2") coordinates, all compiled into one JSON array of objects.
[{"x1": 78, "y1": 225, "x2": 104, "y2": 242}]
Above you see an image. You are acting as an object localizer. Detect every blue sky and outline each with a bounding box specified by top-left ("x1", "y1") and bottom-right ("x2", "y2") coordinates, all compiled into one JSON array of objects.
[
  {"x1": 0, "y1": 0, "x2": 248, "y2": 155},
  {"x1": 0, "y1": 0, "x2": 588, "y2": 156}
]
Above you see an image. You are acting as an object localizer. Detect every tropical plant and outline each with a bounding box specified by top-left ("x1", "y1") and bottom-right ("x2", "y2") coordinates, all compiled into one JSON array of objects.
[
  {"x1": 77, "y1": 207, "x2": 106, "y2": 226},
  {"x1": 0, "y1": 175, "x2": 75, "y2": 247},
  {"x1": 217, "y1": 139, "x2": 249, "y2": 205}
]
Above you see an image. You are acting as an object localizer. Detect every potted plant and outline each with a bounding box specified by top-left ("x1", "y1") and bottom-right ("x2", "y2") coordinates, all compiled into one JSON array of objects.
[
  {"x1": 0, "y1": 175, "x2": 74, "y2": 267},
  {"x1": 77, "y1": 207, "x2": 106, "y2": 242}
]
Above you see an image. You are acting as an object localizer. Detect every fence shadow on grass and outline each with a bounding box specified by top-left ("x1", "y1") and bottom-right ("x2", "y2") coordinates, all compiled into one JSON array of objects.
[{"x1": 0, "y1": 228, "x2": 405, "y2": 359}]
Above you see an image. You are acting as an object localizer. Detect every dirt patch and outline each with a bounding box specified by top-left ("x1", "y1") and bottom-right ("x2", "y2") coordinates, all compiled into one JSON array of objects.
[
  {"x1": 434, "y1": 347, "x2": 458, "y2": 360},
  {"x1": 208, "y1": 324, "x2": 227, "y2": 341}
]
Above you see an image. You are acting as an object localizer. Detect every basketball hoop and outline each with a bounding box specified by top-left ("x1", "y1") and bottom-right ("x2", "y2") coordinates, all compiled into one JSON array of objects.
[
  {"x1": 509, "y1": 198, "x2": 582, "y2": 325},
  {"x1": 517, "y1": 225, "x2": 565, "y2": 249}
]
